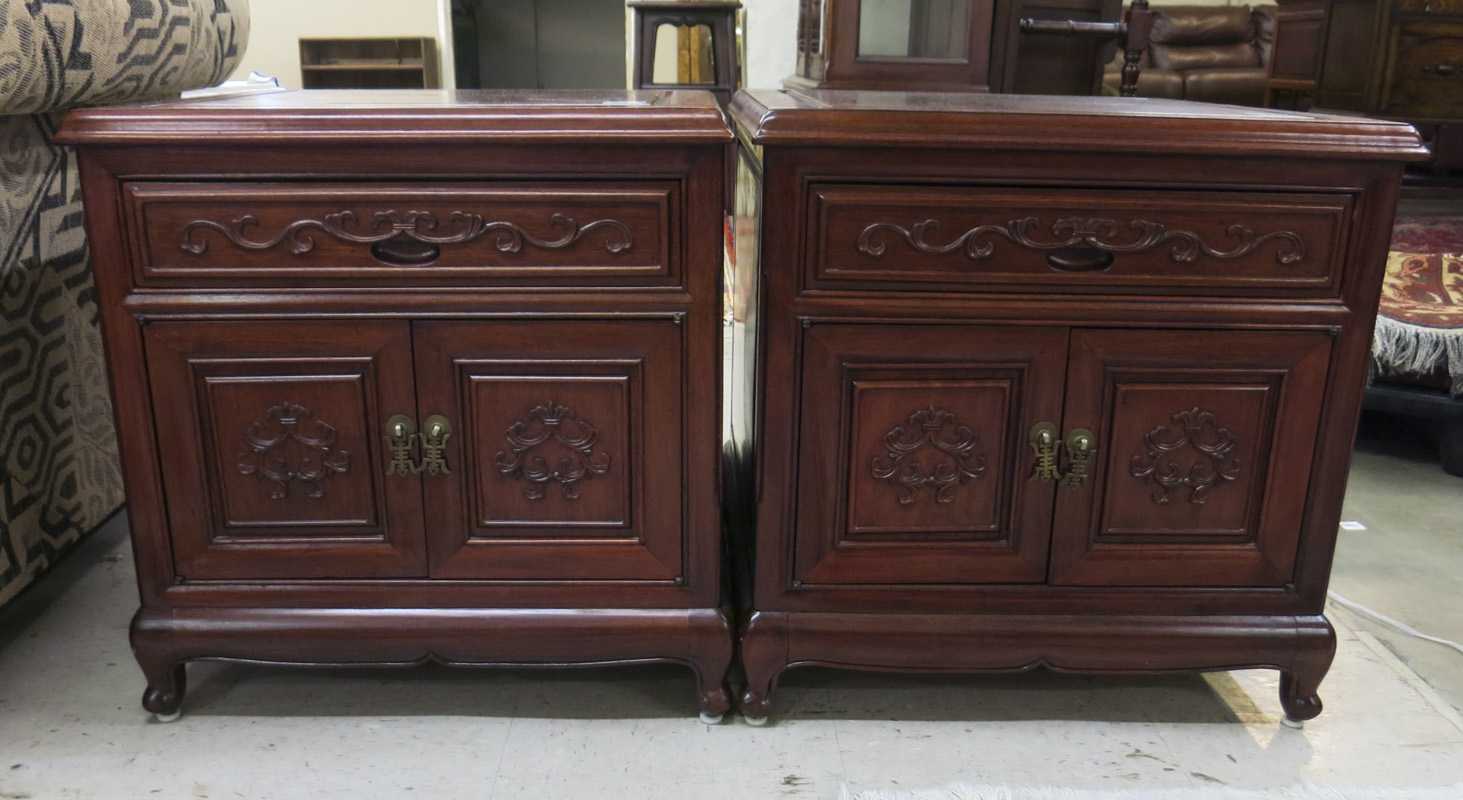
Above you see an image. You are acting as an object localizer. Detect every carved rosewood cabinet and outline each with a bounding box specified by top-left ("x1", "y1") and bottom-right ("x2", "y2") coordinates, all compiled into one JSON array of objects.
[
  {"x1": 59, "y1": 90, "x2": 734, "y2": 721},
  {"x1": 727, "y1": 89, "x2": 1423, "y2": 724}
]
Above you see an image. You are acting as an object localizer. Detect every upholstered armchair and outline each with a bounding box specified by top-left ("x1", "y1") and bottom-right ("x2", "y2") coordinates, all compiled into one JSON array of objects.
[
  {"x1": 0, "y1": 0, "x2": 250, "y2": 607},
  {"x1": 1102, "y1": 5, "x2": 1277, "y2": 106}
]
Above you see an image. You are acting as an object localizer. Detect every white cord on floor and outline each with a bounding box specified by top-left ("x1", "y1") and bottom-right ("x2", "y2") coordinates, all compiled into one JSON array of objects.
[{"x1": 1328, "y1": 591, "x2": 1463, "y2": 656}]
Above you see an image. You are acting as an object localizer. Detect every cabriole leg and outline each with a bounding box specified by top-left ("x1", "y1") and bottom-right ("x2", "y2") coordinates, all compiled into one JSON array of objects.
[
  {"x1": 691, "y1": 609, "x2": 734, "y2": 724},
  {"x1": 1280, "y1": 627, "x2": 1336, "y2": 728},
  {"x1": 140, "y1": 661, "x2": 187, "y2": 722},
  {"x1": 739, "y1": 612, "x2": 788, "y2": 726}
]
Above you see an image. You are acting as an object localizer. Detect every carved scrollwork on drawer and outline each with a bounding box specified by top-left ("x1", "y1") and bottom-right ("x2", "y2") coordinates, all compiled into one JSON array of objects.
[
  {"x1": 236, "y1": 402, "x2": 351, "y2": 501},
  {"x1": 857, "y1": 217, "x2": 1306, "y2": 265},
  {"x1": 495, "y1": 402, "x2": 613, "y2": 501},
  {"x1": 1128, "y1": 407, "x2": 1241, "y2": 505},
  {"x1": 181, "y1": 210, "x2": 634, "y2": 257},
  {"x1": 871, "y1": 406, "x2": 988, "y2": 505}
]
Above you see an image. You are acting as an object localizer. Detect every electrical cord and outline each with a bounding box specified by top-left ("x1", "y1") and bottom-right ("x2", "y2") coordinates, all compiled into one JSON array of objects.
[{"x1": 1328, "y1": 591, "x2": 1463, "y2": 657}]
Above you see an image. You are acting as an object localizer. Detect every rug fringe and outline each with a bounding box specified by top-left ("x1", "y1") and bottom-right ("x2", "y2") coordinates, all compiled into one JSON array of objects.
[
  {"x1": 1371, "y1": 315, "x2": 1463, "y2": 397},
  {"x1": 840, "y1": 783, "x2": 1463, "y2": 800}
]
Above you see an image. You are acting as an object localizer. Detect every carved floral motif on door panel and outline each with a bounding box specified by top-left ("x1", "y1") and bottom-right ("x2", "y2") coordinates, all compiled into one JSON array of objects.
[
  {"x1": 1096, "y1": 383, "x2": 1271, "y2": 543},
  {"x1": 495, "y1": 401, "x2": 614, "y2": 502},
  {"x1": 467, "y1": 375, "x2": 632, "y2": 530},
  {"x1": 870, "y1": 405, "x2": 988, "y2": 505},
  {"x1": 201, "y1": 373, "x2": 383, "y2": 532},
  {"x1": 236, "y1": 402, "x2": 351, "y2": 501},
  {"x1": 845, "y1": 379, "x2": 1011, "y2": 539},
  {"x1": 1128, "y1": 407, "x2": 1243, "y2": 505}
]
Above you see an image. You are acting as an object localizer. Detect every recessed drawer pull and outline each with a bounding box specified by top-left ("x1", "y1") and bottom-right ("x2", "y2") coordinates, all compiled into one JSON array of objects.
[
  {"x1": 1046, "y1": 247, "x2": 1115, "y2": 272},
  {"x1": 371, "y1": 236, "x2": 441, "y2": 266}
]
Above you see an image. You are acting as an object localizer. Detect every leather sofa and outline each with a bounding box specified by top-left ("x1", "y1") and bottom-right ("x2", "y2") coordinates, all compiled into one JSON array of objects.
[
  {"x1": 1103, "y1": 5, "x2": 1277, "y2": 106},
  {"x1": 0, "y1": 0, "x2": 250, "y2": 608}
]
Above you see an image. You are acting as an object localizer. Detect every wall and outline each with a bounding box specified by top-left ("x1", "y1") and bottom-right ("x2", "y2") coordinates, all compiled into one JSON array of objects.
[
  {"x1": 473, "y1": 0, "x2": 626, "y2": 89},
  {"x1": 742, "y1": 0, "x2": 798, "y2": 89},
  {"x1": 228, "y1": 0, "x2": 447, "y2": 88}
]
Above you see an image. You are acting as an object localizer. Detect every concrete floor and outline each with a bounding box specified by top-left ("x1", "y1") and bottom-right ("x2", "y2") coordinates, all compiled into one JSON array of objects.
[
  {"x1": 1331, "y1": 412, "x2": 1463, "y2": 716},
  {"x1": 1, "y1": 413, "x2": 1460, "y2": 799}
]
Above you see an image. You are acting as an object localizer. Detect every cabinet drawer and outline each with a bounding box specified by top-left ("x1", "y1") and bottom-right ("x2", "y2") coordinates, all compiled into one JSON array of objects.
[
  {"x1": 807, "y1": 184, "x2": 1351, "y2": 297},
  {"x1": 123, "y1": 181, "x2": 678, "y2": 288},
  {"x1": 1382, "y1": 22, "x2": 1463, "y2": 120}
]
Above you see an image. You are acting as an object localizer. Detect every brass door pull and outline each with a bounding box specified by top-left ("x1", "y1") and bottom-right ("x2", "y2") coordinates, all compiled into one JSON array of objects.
[
  {"x1": 1030, "y1": 422, "x2": 1098, "y2": 487},
  {"x1": 420, "y1": 414, "x2": 452, "y2": 476},
  {"x1": 1029, "y1": 421, "x2": 1062, "y2": 482},
  {"x1": 1062, "y1": 428, "x2": 1096, "y2": 489},
  {"x1": 385, "y1": 415, "x2": 419, "y2": 476}
]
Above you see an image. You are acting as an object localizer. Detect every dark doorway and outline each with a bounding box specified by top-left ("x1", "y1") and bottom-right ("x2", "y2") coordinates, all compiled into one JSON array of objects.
[{"x1": 452, "y1": 0, "x2": 628, "y2": 89}]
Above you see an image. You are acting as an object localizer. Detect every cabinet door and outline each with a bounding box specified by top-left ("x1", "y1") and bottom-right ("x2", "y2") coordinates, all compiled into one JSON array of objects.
[
  {"x1": 413, "y1": 320, "x2": 684, "y2": 581},
  {"x1": 794, "y1": 324, "x2": 1068, "y2": 585},
  {"x1": 1051, "y1": 329, "x2": 1332, "y2": 587},
  {"x1": 145, "y1": 322, "x2": 426, "y2": 580}
]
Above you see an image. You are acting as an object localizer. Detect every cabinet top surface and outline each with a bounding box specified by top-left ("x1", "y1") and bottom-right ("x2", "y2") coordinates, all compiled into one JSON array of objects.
[
  {"x1": 57, "y1": 89, "x2": 732, "y2": 145},
  {"x1": 730, "y1": 88, "x2": 1427, "y2": 161}
]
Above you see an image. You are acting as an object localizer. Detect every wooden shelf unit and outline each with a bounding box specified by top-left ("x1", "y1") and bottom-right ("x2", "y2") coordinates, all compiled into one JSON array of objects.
[{"x1": 299, "y1": 38, "x2": 440, "y2": 89}]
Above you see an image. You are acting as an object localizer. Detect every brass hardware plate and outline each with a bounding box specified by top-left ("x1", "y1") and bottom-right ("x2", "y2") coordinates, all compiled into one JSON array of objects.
[
  {"x1": 1029, "y1": 421, "x2": 1061, "y2": 482},
  {"x1": 1062, "y1": 428, "x2": 1096, "y2": 489},
  {"x1": 385, "y1": 415, "x2": 419, "y2": 477},
  {"x1": 420, "y1": 414, "x2": 452, "y2": 476}
]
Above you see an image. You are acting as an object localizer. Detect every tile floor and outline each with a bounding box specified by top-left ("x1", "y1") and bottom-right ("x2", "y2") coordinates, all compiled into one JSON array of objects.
[{"x1": 0, "y1": 413, "x2": 1460, "y2": 799}]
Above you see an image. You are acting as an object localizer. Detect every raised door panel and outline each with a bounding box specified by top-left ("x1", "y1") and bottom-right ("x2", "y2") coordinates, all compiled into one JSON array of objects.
[
  {"x1": 144, "y1": 321, "x2": 426, "y2": 580},
  {"x1": 414, "y1": 320, "x2": 684, "y2": 581},
  {"x1": 794, "y1": 324, "x2": 1068, "y2": 585},
  {"x1": 1051, "y1": 329, "x2": 1332, "y2": 587}
]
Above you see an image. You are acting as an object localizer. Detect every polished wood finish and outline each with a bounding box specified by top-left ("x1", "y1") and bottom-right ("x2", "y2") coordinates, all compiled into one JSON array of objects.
[
  {"x1": 59, "y1": 90, "x2": 734, "y2": 719},
  {"x1": 998, "y1": 0, "x2": 1123, "y2": 94},
  {"x1": 630, "y1": 1, "x2": 742, "y2": 105},
  {"x1": 126, "y1": 181, "x2": 677, "y2": 287},
  {"x1": 730, "y1": 87, "x2": 1422, "y2": 722},
  {"x1": 1051, "y1": 329, "x2": 1333, "y2": 587},
  {"x1": 810, "y1": 184, "x2": 1348, "y2": 296},
  {"x1": 414, "y1": 320, "x2": 686, "y2": 581},
  {"x1": 1312, "y1": 0, "x2": 1463, "y2": 169},
  {"x1": 144, "y1": 321, "x2": 427, "y2": 581},
  {"x1": 794, "y1": 324, "x2": 1067, "y2": 585},
  {"x1": 1380, "y1": 20, "x2": 1463, "y2": 120},
  {"x1": 792, "y1": 0, "x2": 997, "y2": 91},
  {"x1": 792, "y1": 0, "x2": 1122, "y2": 94},
  {"x1": 1268, "y1": 0, "x2": 1334, "y2": 107}
]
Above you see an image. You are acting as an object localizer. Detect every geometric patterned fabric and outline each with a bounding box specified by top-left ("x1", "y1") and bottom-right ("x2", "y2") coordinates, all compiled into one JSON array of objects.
[{"x1": 1, "y1": 0, "x2": 250, "y2": 607}]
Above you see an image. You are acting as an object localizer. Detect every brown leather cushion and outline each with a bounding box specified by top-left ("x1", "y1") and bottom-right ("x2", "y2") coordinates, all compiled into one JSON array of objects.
[
  {"x1": 1150, "y1": 6, "x2": 1255, "y2": 45},
  {"x1": 1181, "y1": 67, "x2": 1269, "y2": 105},
  {"x1": 1152, "y1": 41, "x2": 1260, "y2": 71}
]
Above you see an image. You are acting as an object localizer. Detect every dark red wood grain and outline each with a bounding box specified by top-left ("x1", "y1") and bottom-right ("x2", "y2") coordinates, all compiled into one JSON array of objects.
[
  {"x1": 729, "y1": 87, "x2": 1420, "y2": 723},
  {"x1": 62, "y1": 90, "x2": 733, "y2": 719}
]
